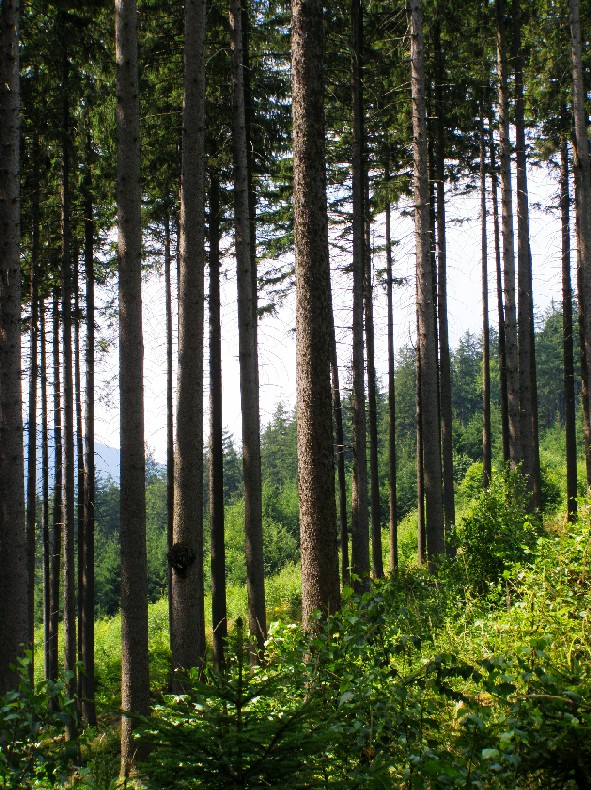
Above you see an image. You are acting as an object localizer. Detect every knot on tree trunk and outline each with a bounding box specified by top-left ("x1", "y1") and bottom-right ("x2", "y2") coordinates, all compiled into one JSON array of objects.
[{"x1": 167, "y1": 542, "x2": 196, "y2": 578}]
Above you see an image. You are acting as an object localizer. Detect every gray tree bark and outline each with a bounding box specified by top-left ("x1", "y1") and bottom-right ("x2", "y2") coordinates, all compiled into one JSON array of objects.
[
  {"x1": 480, "y1": 110, "x2": 492, "y2": 488},
  {"x1": 26, "y1": 147, "x2": 39, "y2": 680},
  {"x1": 569, "y1": 0, "x2": 591, "y2": 490},
  {"x1": 81, "y1": 133, "x2": 96, "y2": 725},
  {"x1": 489, "y1": 122, "x2": 510, "y2": 464},
  {"x1": 364, "y1": 227, "x2": 383, "y2": 578},
  {"x1": 410, "y1": 0, "x2": 444, "y2": 563},
  {"x1": 48, "y1": 292, "x2": 63, "y2": 685},
  {"x1": 496, "y1": 0, "x2": 521, "y2": 468},
  {"x1": 350, "y1": 0, "x2": 370, "y2": 586},
  {"x1": 230, "y1": 0, "x2": 266, "y2": 657},
  {"x1": 171, "y1": 0, "x2": 207, "y2": 685},
  {"x1": 385, "y1": 188, "x2": 398, "y2": 571},
  {"x1": 0, "y1": 0, "x2": 27, "y2": 693},
  {"x1": 164, "y1": 213, "x2": 173, "y2": 655},
  {"x1": 330, "y1": 320, "x2": 349, "y2": 584},
  {"x1": 115, "y1": 0, "x2": 150, "y2": 772},
  {"x1": 208, "y1": 171, "x2": 227, "y2": 670},
  {"x1": 40, "y1": 300, "x2": 50, "y2": 679},
  {"x1": 60, "y1": 64, "x2": 78, "y2": 725},
  {"x1": 292, "y1": 0, "x2": 341, "y2": 626},
  {"x1": 560, "y1": 134, "x2": 577, "y2": 520},
  {"x1": 513, "y1": 0, "x2": 541, "y2": 509},
  {"x1": 433, "y1": 17, "x2": 455, "y2": 538}
]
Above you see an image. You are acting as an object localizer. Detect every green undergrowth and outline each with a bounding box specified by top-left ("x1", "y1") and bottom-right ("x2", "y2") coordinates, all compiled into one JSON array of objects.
[
  {"x1": 16, "y1": 487, "x2": 591, "y2": 787},
  {"x1": 135, "y1": 513, "x2": 590, "y2": 788}
]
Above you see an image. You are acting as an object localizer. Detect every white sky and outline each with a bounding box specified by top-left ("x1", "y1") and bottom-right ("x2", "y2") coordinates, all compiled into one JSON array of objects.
[{"x1": 93, "y1": 159, "x2": 566, "y2": 463}]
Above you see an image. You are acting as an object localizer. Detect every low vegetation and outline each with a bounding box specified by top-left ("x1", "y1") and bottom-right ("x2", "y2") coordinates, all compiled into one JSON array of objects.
[{"x1": 5, "y1": 466, "x2": 590, "y2": 788}]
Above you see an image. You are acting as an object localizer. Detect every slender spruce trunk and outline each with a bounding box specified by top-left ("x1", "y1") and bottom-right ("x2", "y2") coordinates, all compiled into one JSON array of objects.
[
  {"x1": 433, "y1": 17, "x2": 454, "y2": 538},
  {"x1": 171, "y1": 0, "x2": 207, "y2": 683},
  {"x1": 569, "y1": 0, "x2": 591, "y2": 490},
  {"x1": 410, "y1": 0, "x2": 444, "y2": 563},
  {"x1": 385, "y1": 187, "x2": 398, "y2": 571},
  {"x1": 489, "y1": 121, "x2": 510, "y2": 464},
  {"x1": 416, "y1": 339, "x2": 426, "y2": 565},
  {"x1": 350, "y1": 0, "x2": 370, "y2": 585},
  {"x1": 0, "y1": 0, "x2": 28, "y2": 692},
  {"x1": 26, "y1": 155, "x2": 40, "y2": 680},
  {"x1": 60, "y1": 65, "x2": 78, "y2": 727},
  {"x1": 496, "y1": 0, "x2": 521, "y2": 468},
  {"x1": 330, "y1": 319, "x2": 349, "y2": 585},
  {"x1": 230, "y1": 0, "x2": 266, "y2": 656},
  {"x1": 364, "y1": 223, "x2": 383, "y2": 578},
  {"x1": 115, "y1": 0, "x2": 150, "y2": 771},
  {"x1": 480, "y1": 110, "x2": 492, "y2": 487},
  {"x1": 48, "y1": 291, "x2": 63, "y2": 684},
  {"x1": 164, "y1": 213, "x2": 174, "y2": 651},
  {"x1": 40, "y1": 300, "x2": 50, "y2": 679},
  {"x1": 560, "y1": 134, "x2": 577, "y2": 520},
  {"x1": 292, "y1": 0, "x2": 341, "y2": 625},
  {"x1": 74, "y1": 252, "x2": 85, "y2": 703},
  {"x1": 81, "y1": 133, "x2": 96, "y2": 725},
  {"x1": 573, "y1": 161, "x2": 591, "y2": 486},
  {"x1": 513, "y1": 0, "x2": 541, "y2": 508},
  {"x1": 208, "y1": 171, "x2": 227, "y2": 670}
]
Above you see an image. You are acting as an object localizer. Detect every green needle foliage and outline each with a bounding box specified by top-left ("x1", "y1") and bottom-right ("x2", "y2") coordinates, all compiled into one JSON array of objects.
[{"x1": 139, "y1": 618, "x2": 332, "y2": 789}]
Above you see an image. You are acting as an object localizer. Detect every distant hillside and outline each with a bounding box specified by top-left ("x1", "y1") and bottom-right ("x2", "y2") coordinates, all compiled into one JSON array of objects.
[
  {"x1": 94, "y1": 442, "x2": 120, "y2": 482},
  {"x1": 24, "y1": 427, "x2": 120, "y2": 486}
]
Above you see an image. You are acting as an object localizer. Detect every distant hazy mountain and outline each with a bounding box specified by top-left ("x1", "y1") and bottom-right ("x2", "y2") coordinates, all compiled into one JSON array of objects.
[
  {"x1": 94, "y1": 442, "x2": 120, "y2": 482},
  {"x1": 24, "y1": 427, "x2": 120, "y2": 486}
]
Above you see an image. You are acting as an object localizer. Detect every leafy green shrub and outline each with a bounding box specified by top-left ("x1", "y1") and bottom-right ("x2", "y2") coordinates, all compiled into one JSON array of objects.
[
  {"x1": 540, "y1": 459, "x2": 562, "y2": 513},
  {"x1": 453, "y1": 466, "x2": 539, "y2": 591},
  {"x1": 0, "y1": 654, "x2": 77, "y2": 788},
  {"x1": 457, "y1": 461, "x2": 485, "y2": 504},
  {"x1": 396, "y1": 509, "x2": 423, "y2": 566},
  {"x1": 446, "y1": 521, "x2": 591, "y2": 787},
  {"x1": 265, "y1": 561, "x2": 302, "y2": 621}
]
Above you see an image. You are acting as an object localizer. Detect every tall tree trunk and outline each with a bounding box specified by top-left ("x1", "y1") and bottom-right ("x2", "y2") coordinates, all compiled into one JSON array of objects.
[
  {"x1": 410, "y1": 0, "x2": 444, "y2": 563},
  {"x1": 433, "y1": 16, "x2": 455, "y2": 538},
  {"x1": 240, "y1": 4, "x2": 259, "y2": 355},
  {"x1": 576, "y1": 232, "x2": 591, "y2": 485},
  {"x1": 164, "y1": 213, "x2": 174, "y2": 654},
  {"x1": 208, "y1": 171, "x2": 227, "y2": 670},
  {"x1": 40, "y1": 300, "x2": 50, "y2": 679},
  {"x1": 74, "y1": 247, "x2": 85, "y2": 710},
  {"x1": 60, "y1": 64, "x2": 78, "y2": 729},
  {"x1": 569, "y1": 0, "x2": 591, "y2": 489},
  {"x1": 0, "y1": 0, "x2": 27, "y2": 692},
  {"x1": 573, "y1": 158, "x2": 591, "y2": 485},
  {"x1": 330, "y1": 319, "x2": 348, "y2": 584},
  {"x1": 81, "y1": 133, "x2": 96, "y2": 725},
  {"x1": 115, "y1": 0, "x2": 149, "y2": 772},
  {"x1": 292, "y1": 0, "x2": 340, "y2": 626},
  {"x1": 365, "y1": 225, "x2": 383, "y2": 578},
  {"x1": 48, "y1": 291, "x2": 63, "y2": 684},
  {"x1": 496, "y1": 0, "x2": 521, "y2": 468},
  {"x1": 385, "y1": 187, "x2": 398, "y2": 571},
  {"x1": 513, "y1": 0, "x2": 541, "y2": 509},
  {"x1": 171, "y1": 0, "x2": 207, "y2": 684},
  {"x1": 350, "y1": 0, "x2": 370, "y2": 586},
  {"x1": 480, "y1": 110, "x2": 492, "y2": 487},
  {"x1": 489, "y1": 121, "x2": 510, "y2": 464},
  {"x1": 416, "y1": 340, "x2": 426, "y2": 565},
  {"x1": 230, "y1": 0, "x2": 266, "y2": 657},
  {"x1": 561, "y1": 134, "x2": 577, "y2": 520},
  {"x1": 26, "y1": 147, "x2": 40, "y2": 680}
]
